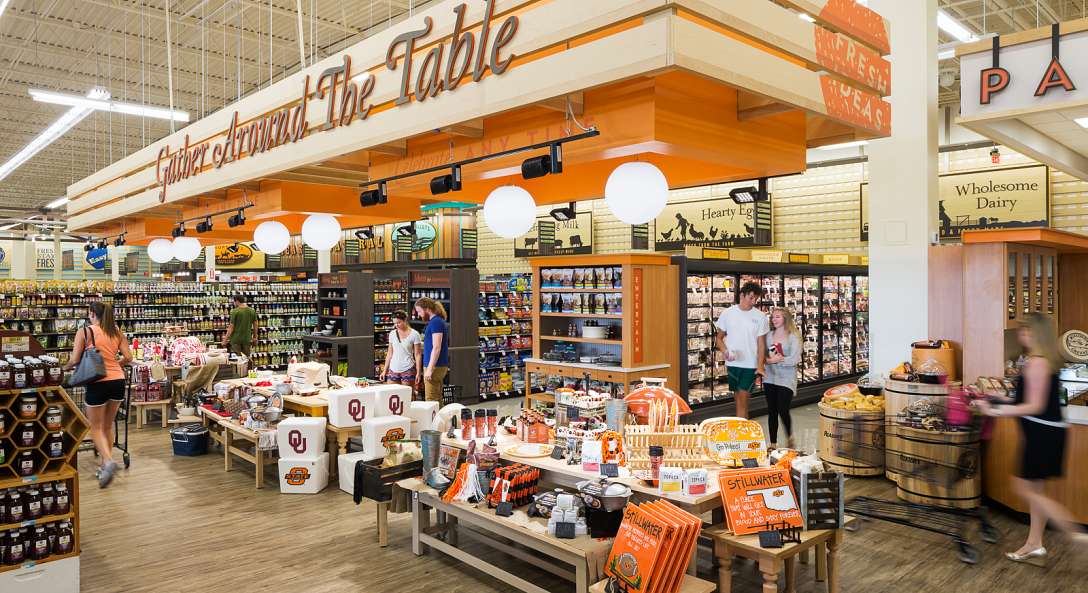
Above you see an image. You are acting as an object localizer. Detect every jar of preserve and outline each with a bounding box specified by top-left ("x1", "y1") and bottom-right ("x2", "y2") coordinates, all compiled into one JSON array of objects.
[
  {"x1": 0, "y1": 413, "x2": 5, "y2": 437},
  {"x1": 26, "y1": 358, "x2": 46, "y2": 388},
  {"x1": 16, "y1": 451, "x2": 35, "y2": 477},
  {"x1": 54, "y1": 483, "x2": 70, "y2": 514},
  {"x1": 0, "y1": 360, "x2": 10, "y2": 389},
  {"x1": 0, "y1": 440, "x2": 5, "y2": 466},
  {"x1": 41, "y1": 484, "x2": 55, "y2": 516},
  {"x1": 17, "y1": 422, "x2": 36, "y2": 447},
  {"x1": 5, "y1": 530, "x2": 26, "y2": 565},
  {"x1": 12, "y1": 363, "x2": 27, "y2": 389},
  {"x1": 7, "y1": 490, "x2": 24, "y2": 523},
  {"x1": 45, "y1": 433, "x2": 64, "y2": 459},
  {"x1": 41, "y1": 356, "x2": 62, "y2": 386},
  {"x1": 54, "y1": 521, "x2": 74, "y2": 555},
  {"x1": 44, "y1": 406, "x2": 63, "y2": 431},
  {"x1": 30, "y1": 526, "x2": 50, "y2": 560},
  {"x1": 18, "y1": 394, "x2": 36, "y2": 419},
  {"x1": 25, "y1": 488, "x2": 42, "y2": 520},
  {"x1": 0, "y1": 492, "x2": 8, "y2": 524}
]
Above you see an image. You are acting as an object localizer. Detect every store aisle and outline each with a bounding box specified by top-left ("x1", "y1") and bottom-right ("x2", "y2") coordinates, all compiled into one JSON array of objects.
[{"x1": 75, "y1": 419, "x2": 1084, "y2": 593}]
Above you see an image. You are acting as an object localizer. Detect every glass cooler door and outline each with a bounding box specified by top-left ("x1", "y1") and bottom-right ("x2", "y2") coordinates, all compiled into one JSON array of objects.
[
  {"x1": 820, "y1": 275, "x2": 842, "y2": 379},
  {"x1": 802, "y1": 276, "x2": 821, "y2": 384},
  {"x1": 711, "y1": 274, "x2": 737, "y2": 400},
  {"x1": 837, "y1": 276, "x2": 855, "y2": 375},
  {"x1": 685, "y1": 274, "x2": 715, "y2": 403},
  {"x1": 783, "y1": 275, "x2": 805, "y2": 384},
  {"x1": 854, "y1": 275, "x2": 870, "y2": 374}
]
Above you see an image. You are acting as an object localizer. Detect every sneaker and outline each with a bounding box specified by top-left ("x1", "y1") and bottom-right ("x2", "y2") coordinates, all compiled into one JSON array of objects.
[{"x1": 98, "y1": 461, "x2": 118, "y2": 489}]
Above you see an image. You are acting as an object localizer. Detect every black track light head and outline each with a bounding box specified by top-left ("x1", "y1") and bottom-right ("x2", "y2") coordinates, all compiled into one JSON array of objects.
[
  {"x1": 549, "y1": 202, "x2": 577, "y2": 222},
  {"x1": 227, "y1": 210, "x2": 246, "y2": 227},
  {"x1": 521, "y1": 144, "x2": 563, "y2": 180},
  {"x1": 396, "y1": 222, "x2": 416, "y2": 238},
  {"x1": 172, "y1": 224, "x2": 186, "y2": 238},
  {"x1": 354, "y1": 228, "x2": 374, "y2": 241},
  {"x1": 360, "y1": 182, "x2": 389, "y2": 207},
  {"x1": 83, "y1": 243, "x2": 92, "y2": 252},
  {"x1": 429, "y1": 165, "x2": 463, "y2": 195},
  {"x1": 729, "y1": 178, "x2": 769, "y2": 204},
  {"x1": 196, "y1": 218, "x2": 213, "y2": 233}
]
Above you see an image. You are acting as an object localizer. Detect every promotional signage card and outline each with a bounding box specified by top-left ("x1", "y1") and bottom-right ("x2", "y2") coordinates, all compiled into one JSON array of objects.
[
  {"x1": 717, "y1": 467, "x2": 803, "y2": 536},
  {"x1": 605, "y1": 501, "x2": 701, "y2": 593}
]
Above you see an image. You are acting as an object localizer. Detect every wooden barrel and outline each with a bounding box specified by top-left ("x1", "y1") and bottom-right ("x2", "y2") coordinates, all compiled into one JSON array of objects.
[
  {"x1": 818, "y1": 403, "x2": 885, "y2": 476},
  {"x1": 883, "y1": 380, "x2": 960, "y2": 481},
  {"x1": 886, "y1": 424, "x2": 981, "y2": 509}
]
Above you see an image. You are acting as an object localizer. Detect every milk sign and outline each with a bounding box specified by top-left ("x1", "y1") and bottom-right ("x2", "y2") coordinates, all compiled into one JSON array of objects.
[{"x1": 86, "y1": 247, "x2": 108, "y2": 270}]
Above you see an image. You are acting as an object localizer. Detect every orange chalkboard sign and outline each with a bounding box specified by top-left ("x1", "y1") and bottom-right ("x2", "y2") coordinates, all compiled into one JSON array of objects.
[{"x1": 717, "y1": 467, "x2": 803, "y2": 536}]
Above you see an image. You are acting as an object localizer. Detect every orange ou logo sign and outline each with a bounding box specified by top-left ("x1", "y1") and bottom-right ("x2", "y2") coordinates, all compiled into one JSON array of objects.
[
  {"x1": 381, "y1": 428, "x2": 406, "y2": 447},
  {"x1": 284, "y1": 467, "x2": 311, "y2": 486}
]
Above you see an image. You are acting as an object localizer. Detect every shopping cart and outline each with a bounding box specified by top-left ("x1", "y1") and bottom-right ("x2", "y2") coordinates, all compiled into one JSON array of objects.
[{"x1": 844, "y1": 397, "x2": 998, "y2": 564}]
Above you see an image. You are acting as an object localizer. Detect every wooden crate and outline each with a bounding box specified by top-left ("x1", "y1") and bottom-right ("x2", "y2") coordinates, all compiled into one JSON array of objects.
[{"x1": 791, "y1": 469, "x2": 844, "y2": 530}]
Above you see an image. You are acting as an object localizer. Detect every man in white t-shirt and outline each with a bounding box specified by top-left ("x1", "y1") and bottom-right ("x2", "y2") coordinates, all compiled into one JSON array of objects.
[{"x1": 715, "y1": 281, "x2": 769, "y2": 419}]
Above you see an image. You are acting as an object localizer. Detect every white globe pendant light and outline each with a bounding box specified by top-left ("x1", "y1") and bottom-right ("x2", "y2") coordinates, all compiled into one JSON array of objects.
[
  {"x1": 604, "y1": 161, "x2": 669, "y2": 225},
  {"x1": 253, "y1": 220, "x2": 291, "y2": 254},
  {"x1": 483, "y1": 185, "x2": 537, "y2": 239},
  {"x1": 301, "y1": 214, "x2": 341, "y2": 250},
  {"x1": 147, "y1": 238, "x2": 174, "y2": 263},
  {"x1": 172, "y1": 236, "x2": 202, "y2": 262}
]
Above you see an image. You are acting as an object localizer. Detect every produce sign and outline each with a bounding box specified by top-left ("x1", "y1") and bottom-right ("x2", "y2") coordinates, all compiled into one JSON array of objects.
[
  {"x1": 717, "y1": 467, "x2": 803, "y2": 536},
  {"x1": 605, "y1": 501, "x2": 700, "y2": 593}
]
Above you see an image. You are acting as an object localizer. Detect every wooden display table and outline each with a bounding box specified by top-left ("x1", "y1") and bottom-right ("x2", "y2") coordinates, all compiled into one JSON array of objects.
[
  {"x1": 441, "y1": 432, "x2": 722, "y2": 516},
  {"x1": 218, "y1": 380, "x2": 362, "y2": 478},
  {"x1": 705, "y1": 518, "x2": 854, "y2": 593},
  {"x1": 130, "y1": 399, "x2": 171, "y2": 428},
  {"x1": 402, "y1": 479, "x2": 612, "y2": 593},
  {"x1": 197, "y1": 407, "x2": 276, "y2": 489},
  {"x1": 589, "y1": 575, "x2": 716, "y2": 593}
]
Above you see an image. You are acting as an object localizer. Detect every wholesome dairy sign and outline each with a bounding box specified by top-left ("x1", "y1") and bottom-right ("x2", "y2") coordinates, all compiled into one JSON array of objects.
[
  {"x1": 935, "y1": 165, "x2": 1049, "y2": 239},
  {"x1": 154, "y1": 0, "x2": 518, "y2": 202}
]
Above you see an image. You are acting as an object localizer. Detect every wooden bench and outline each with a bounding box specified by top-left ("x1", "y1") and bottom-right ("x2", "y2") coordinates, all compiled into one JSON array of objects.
[
  {"x1": 705, "y1": 518, "x2": 853, "y2": 593},
  {"x1": 403, "y1": 479, "x2": 612, "y2": 593},
  {"x1": 130, "y1": 399, "x2": 171, "y2": 428}
]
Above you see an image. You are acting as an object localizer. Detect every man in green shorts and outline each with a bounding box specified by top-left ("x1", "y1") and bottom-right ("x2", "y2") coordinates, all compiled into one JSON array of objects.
[
  {"x1": 715, "y1": 282, "x2": 768, "y2": 419},
  {"x1": 224, "y1": 295, "x2": 258, "y2": 357}
]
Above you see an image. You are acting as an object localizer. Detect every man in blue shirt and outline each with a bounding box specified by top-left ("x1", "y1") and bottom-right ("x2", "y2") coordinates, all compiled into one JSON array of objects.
[{"x1": 415, "y1": 297, "x2": 449, "y2": 402}]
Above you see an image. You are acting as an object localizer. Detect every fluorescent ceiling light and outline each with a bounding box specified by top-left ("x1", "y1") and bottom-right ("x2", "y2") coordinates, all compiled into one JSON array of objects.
[
  {"x1": 1075, "y1": 117, "x2": 1088, "y2": 129},
  {"x1": 937, "y1": 9, "x2": 978, "y2": 43},
  {"x1": 46, "y1": 197, "x2": 69, "y2": 209},
  {"x1": 0, "y1": 89, "x2": 109, "y2": 184},
  {"x1": 938, "y1": 48, "x2": 956, "y2": 60},
  {"x1": 30, "y1": 88, "x2": 190, "y2": 122},
  {"x1": 816, "y1": 140, "x2": 869, "y2": 151},
  {"x1": 798, "y1": 13, "x2": 815, "y2": 23},
  {"x1": 0, "y1": 223, "x2": 17, "y2": 231},
  {"x1": 0, "y1": 0, "x2": 11, "y2": 20}
]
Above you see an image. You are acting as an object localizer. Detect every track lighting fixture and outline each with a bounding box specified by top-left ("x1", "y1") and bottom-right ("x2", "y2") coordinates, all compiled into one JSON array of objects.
[
  {"x1": 360, "y1": 182, "x2": 388, "y2": 207},
  {"x1": 83, "y1": 242, "x2": 92, "y2": 252},
  {"x1": 549, "y1": 202, "x2": 577, "y2": 222},
  {"x1": 172, "y1": 224, "x2": 186, "y2": 238},
  {"x1": 396, "y1": 222, "x2": 416, "y2": 238},
  {"x1": 354, "y1": 227, "x2": 374, "y2": 241},
  {"x1": 521, "y1": 144, "x2": 563, "y2": 180},
  {"x1": 429, "y1": 165, "x2": 463, "y2": 195},
  {"x1": 195, "y1": 217, "x2": 213, "y2": 233},
  {"x1": 113, "y1": 234, "x2": 126, "y2": 247},
  {"x1": 97, "y1": 241, "x2": 107, "y2": 250},
  {"x1": 227, "y1": 209, "x2": 246, "y2": 227},
  {"x1": 729, "y1": 178, "x2": 769, "y2": 204}
]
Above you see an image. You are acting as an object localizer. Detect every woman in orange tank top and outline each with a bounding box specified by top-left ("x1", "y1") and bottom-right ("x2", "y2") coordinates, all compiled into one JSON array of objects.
[{"x1": 64, "y1": 301, "x2": 132, "y2": 488}]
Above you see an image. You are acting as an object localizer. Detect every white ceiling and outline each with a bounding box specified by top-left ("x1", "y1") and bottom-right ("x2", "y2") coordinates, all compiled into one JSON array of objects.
[{"x1": 0, "y1": 0, "x2": 1083, "y2": 227}]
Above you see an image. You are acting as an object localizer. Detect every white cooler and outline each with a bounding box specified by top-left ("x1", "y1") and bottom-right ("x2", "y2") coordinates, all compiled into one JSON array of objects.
[
  {"x1": 360, "y1": 416, "x2": 412, "y2": 460},
  {"x1": 374, "y1": 384, "x2": 412, "y2": 416},
  {"x1": 276, "y1": 417, "x2": 327, "y2": 460},
  {"x1": 404, "y1": 400, "x2": 439, "y2": 438},
  {"x1": 279, "y1": 452, "x2": 330, "y2": 494},
  {"x1": 337, "y1": 451, "x2": 379, "y2": 495},
  {"x1": 326, "y1": 387, "x2": 380, "y2": 428},
  {"x1": 0, "y1": 555, "x2": 79, "y2": 593}
]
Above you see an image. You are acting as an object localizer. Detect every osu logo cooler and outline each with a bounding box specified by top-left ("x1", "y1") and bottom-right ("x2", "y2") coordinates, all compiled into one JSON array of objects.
[{"x1": 278, "y1": 452, "x2": 329, "y2": 494}]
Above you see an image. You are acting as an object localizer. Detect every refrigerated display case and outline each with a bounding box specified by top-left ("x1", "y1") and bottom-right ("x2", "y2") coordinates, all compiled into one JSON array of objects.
[{"x1": 677, "y1": 257, "x2": 868, "y2": 410}]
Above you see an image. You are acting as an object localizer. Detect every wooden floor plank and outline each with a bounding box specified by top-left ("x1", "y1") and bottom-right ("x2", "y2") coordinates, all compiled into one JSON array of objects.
[{"x1": 76, "y1": 416, "x2": 1086, "y2": 593}]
